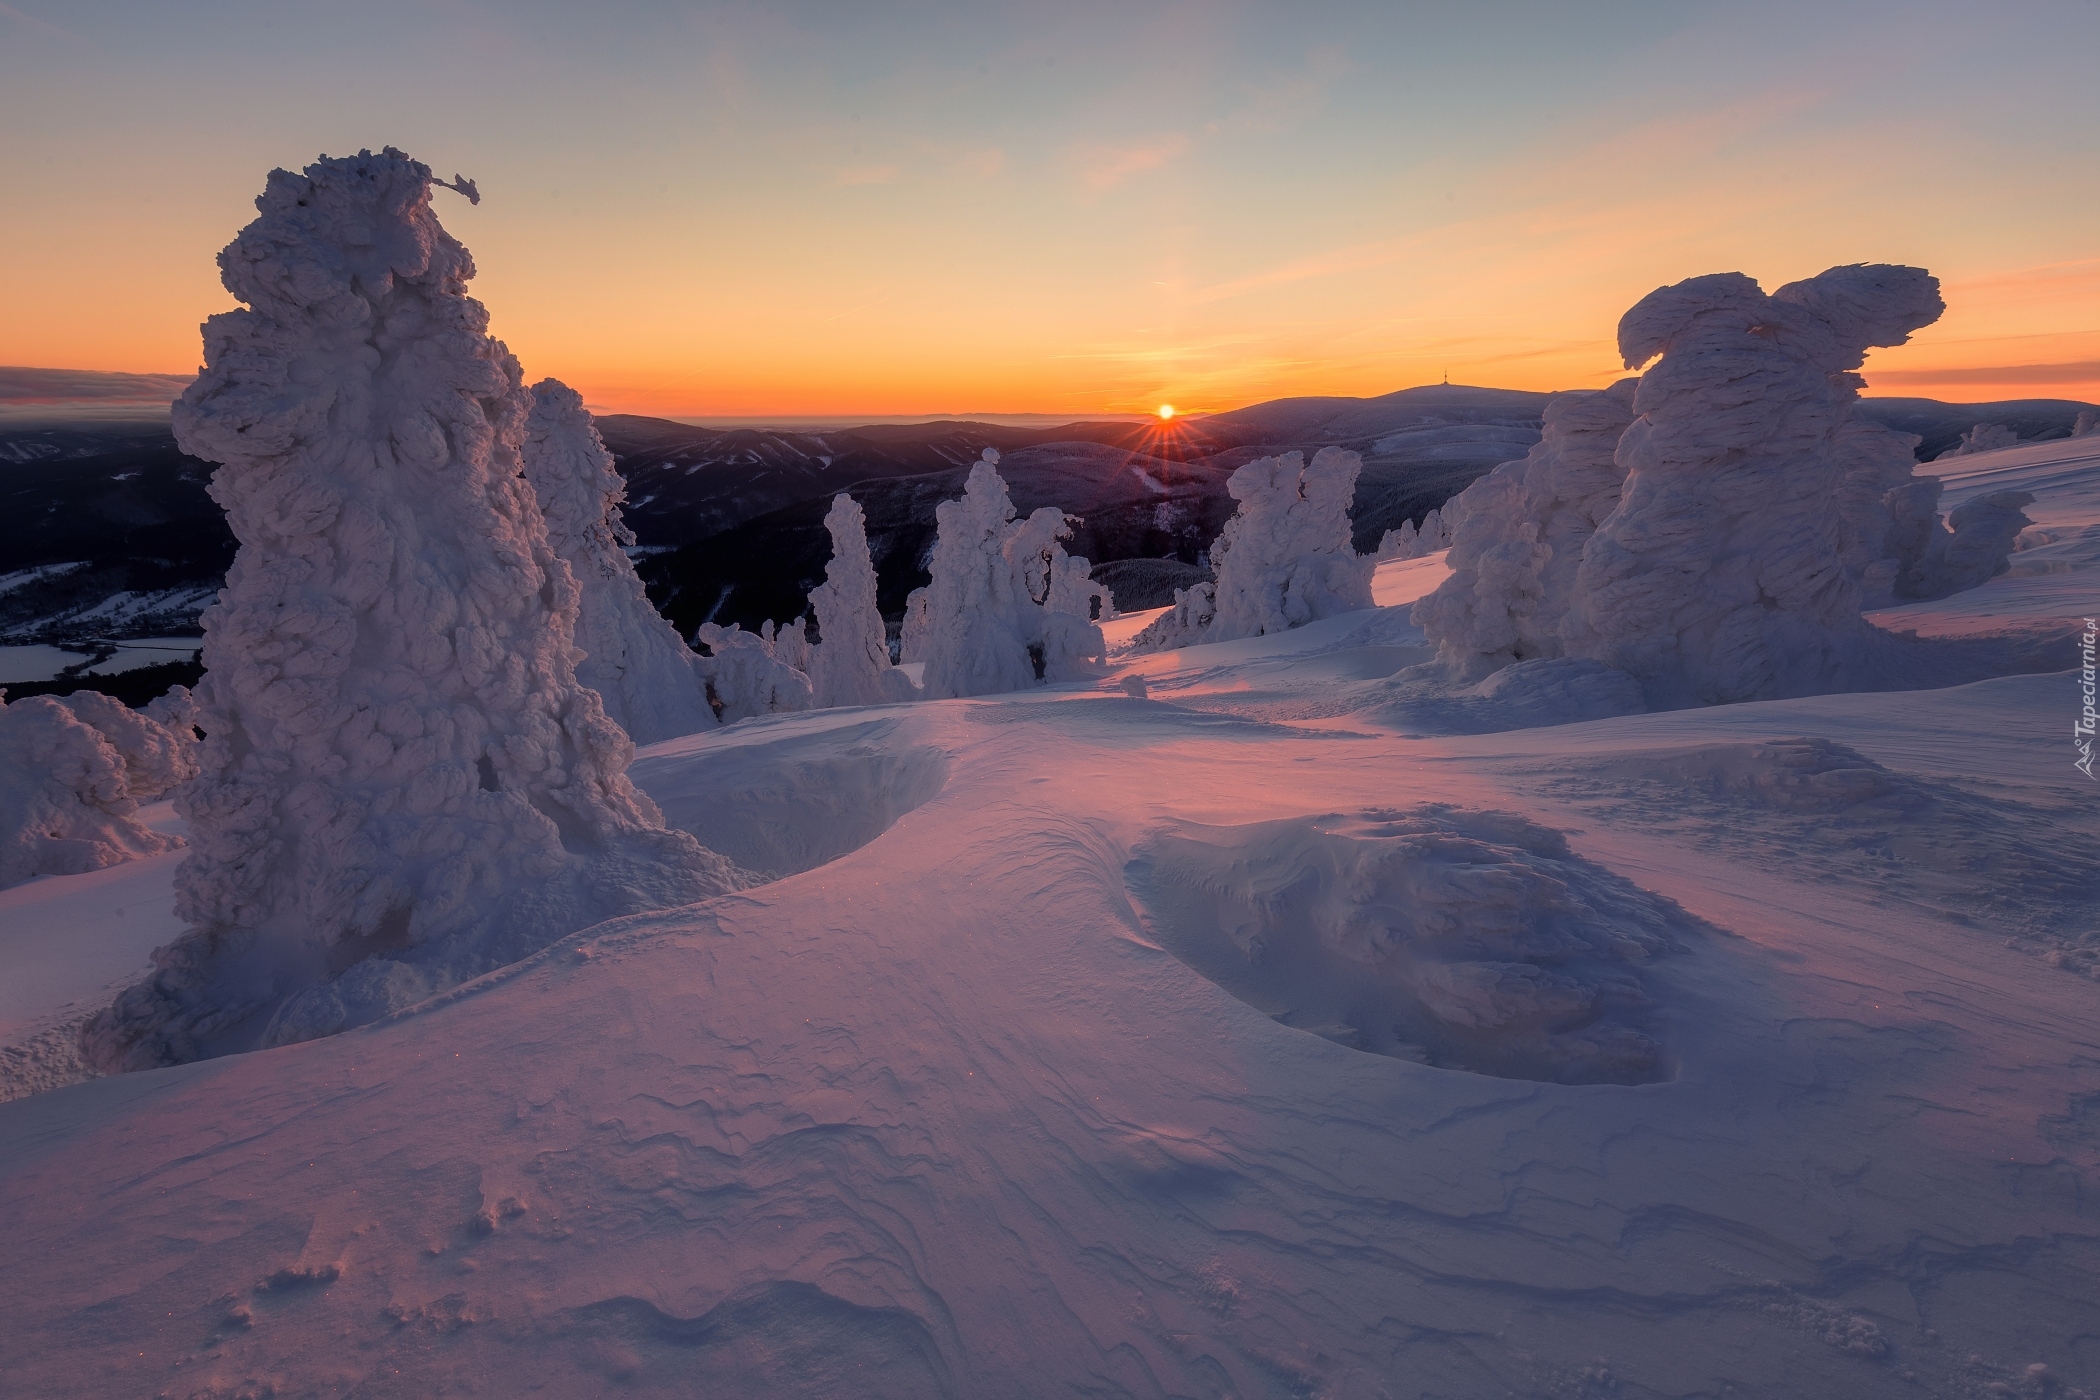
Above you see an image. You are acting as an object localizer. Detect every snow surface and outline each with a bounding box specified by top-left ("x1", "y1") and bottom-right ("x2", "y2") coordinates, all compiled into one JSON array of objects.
[{"x1": 1, "y1": 436, "x2": 2095, "y2": 1396}]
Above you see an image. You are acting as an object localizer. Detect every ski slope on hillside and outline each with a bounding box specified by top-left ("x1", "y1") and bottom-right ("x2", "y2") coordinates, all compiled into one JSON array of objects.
[{"x1": 0, "y1": 440, "x2": 2093, "y2": 1398}]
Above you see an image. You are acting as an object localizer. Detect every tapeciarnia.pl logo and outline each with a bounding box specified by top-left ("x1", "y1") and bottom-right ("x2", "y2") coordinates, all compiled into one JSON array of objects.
[{"x1": 2078, "y1": 616, "x2": 2098, "y2": 779}]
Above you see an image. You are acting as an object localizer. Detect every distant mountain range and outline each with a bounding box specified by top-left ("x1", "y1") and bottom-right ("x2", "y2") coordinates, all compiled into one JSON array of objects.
[{"x1": 2, "y1": 387, "x2": 2094, "y2": 699}]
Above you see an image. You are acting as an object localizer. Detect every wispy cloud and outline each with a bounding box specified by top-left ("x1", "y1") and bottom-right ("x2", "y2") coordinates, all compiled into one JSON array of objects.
[
  {"x1": 0, "y1": 2, "x2": 76, "y2": 40},
  {"x1": 1865, "y1": 361, "x2": 2100, "y2": 386},
  {"x1": 1073, "y1": 134, "x2": 1190, "y2": 194}
]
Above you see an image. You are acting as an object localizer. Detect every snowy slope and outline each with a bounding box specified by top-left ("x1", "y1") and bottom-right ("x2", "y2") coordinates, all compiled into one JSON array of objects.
[{"x1": 0, "y1": 471, "x2": 2094, "y2": 1396}]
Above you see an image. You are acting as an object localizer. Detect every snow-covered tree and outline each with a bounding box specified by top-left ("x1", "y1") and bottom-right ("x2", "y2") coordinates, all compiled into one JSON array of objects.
[
  {"x1": 83, "y1": 149, "x2": 740, "y2": 1073},
  {"x1": 0, "y1": 690, "x2": 194, "y2": 890},
  {"x1": 1934, "y1": 423, "x2": 2018, "y2": 459},
  {"x1": 522, "y1": 378, "x2": 715, "y2": 744},
  {"x1": 1134, "y1": 448, "x2": 1371, "y2": 652},
  {"x1": 694, "y1": 622, "x2": 814, "y2": 721},
  {"x1": 905, "y1": 450, "x2": 1109, "y2": 697},
  {"x1": 1415, "y1": 381, "x2": 1637, "y2": 677},
  {"x1": 805, "y1": 493, "x2": 911, "y2": 707},
  {"x1": 1562, "y1": 264, "x2": 1945, "y2": 707}
]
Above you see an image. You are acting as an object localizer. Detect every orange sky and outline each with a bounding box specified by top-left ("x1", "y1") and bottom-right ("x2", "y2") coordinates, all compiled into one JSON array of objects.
[{"x1": 3, "y1": 2, "x2": 2095, "y2": 417}]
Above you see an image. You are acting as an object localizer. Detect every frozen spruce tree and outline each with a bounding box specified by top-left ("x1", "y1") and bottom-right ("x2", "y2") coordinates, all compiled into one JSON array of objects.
[
  {"x1": 522, "y1": 378, "x2": 715, "y2": 744},
  {"x1": 694, "y1": 623, "x2": 814, "y2": 721},
  {"x1": 0, "y1": 690, "x2": 196, "y2": 891},
  {"x1": 1414, "y1": 381, "x2": 1637, "y2": 678},
  {"x1": 82, "y1": 149, "x2": 740, "y2": 1073},
  {"x1": 909, "y1": 450, "x2": 1108, "y2": 697},
  {"x1": 805, "y1": 494, "x2": 910, "y2": 708},
  {"x1": 1205, "y1": 448, "x2": 1374, "y2": 643},
  {"x1": 911, "y1": 451, "x2": 1046, "y2": 699},
  {"x1": 1563, "y1": 264, "x2": 1946, "y2": 707}
]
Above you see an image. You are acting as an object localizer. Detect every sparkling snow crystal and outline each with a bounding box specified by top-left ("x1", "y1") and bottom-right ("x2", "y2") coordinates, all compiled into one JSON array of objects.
[{"x1": 81, "y1": 149, "x2": 741, "y2": 1073}]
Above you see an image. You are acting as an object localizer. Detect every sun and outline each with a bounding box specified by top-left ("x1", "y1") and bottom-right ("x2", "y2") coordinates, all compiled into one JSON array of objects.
[{"x1": 1157, "y1": 403, "x2": 1175, "y2": 421}]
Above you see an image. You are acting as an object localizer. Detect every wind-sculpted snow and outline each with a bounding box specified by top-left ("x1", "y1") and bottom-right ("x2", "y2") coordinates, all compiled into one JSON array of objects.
[
  {"x1": 805, "y1": 495, "x2": 913, "y2": 708},
  {"x1": 636, "y1": 719, "x2": 948, "y2": 880},
  {"x1": 1128, "y1": 806, "x2": 1692, "y2": 1084},
  {"x1": 1565, "y1": 265, "x2": 1948, "y2": 707},
  {"x1": 1415, "y1": 381, "x2": 1637, "y2": 677},
  {"x1": 522, "y1": 379, "x2": 716, "y2": 745},
  {"x1": 82, "y1": 149, "x2": 739, "y2": 1073},
  {"x1": 1533, "y1": 734, "x2": 2098, "y2": 960},
  {"x1": 0, "y1": 690, "x2": 193, "y2": 889},
  {"x1": 909, "y1": 450, "x2": 1107, "y2": 698}
]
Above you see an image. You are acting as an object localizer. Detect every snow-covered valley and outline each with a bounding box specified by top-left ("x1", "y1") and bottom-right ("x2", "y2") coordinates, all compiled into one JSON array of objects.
[{"x1": 2, "y1": 435, "x2": 2095, "y2": 1396}]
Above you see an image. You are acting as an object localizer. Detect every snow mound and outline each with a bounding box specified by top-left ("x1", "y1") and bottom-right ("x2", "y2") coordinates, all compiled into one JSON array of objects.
[
  {"x1": 86, "y1": 149, "x2": 740, "y2": 1073},
  {"x1": 1127, "y1": 806, "x2": 1696, "y2": 1084},
  {"x1": 634, "y1": 720, "x2": 948, "y2": 880},
  {"x1": 0, "y1": 691, "x2": 193, "y2": 890},
  {"x1": 523, "y1": 378, "x2": 716, "y2": 744},
  {"x1": 1535, "y1": 736, "x2": 2098, "y2": 958}
]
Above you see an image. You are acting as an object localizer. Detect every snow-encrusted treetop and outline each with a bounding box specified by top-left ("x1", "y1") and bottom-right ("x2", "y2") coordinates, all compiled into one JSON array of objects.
[
  {"x1": 523, "y1": 378, "x2": 716, "y2": 744},
  {"x1": 87, "y1": 149, "x2": 736, "y2": 1073}
]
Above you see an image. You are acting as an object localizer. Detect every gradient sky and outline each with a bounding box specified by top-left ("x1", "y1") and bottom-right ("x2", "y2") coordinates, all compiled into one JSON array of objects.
[{"x1": 3, "y1": 0, "x2": 2096, "y2": 418}]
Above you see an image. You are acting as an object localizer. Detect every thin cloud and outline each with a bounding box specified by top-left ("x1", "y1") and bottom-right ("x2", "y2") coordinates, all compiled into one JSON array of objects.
[
  {"x1": 1865, "y1": 361, "x2": 2100, "y2": 386},
  {"x1": 1074, "y1": 133, "x2": 1190, "y2": 194},
  {"x1": 0, "y1": 2, "x2": 76, "y2": 40}
]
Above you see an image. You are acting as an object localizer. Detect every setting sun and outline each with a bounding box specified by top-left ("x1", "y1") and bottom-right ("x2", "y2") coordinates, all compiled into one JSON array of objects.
[{"x1": 1157, "y1": 404, "x2": 1175, "y2": 420}]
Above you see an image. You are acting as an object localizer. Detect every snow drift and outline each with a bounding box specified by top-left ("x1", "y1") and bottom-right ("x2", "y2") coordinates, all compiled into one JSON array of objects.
[
  {"x1": 521, "y1": 379, "x2": 716, "y2": 745},
  {"x1": 81, "y1": 149, "x2": 740, "y2": 1074},
  {"x1": 1128, "y1": 806, "x2": 1694, "y2": 1084},
  {"x1": 0, "y1": 690, "x2": 194, "y2": 890}
]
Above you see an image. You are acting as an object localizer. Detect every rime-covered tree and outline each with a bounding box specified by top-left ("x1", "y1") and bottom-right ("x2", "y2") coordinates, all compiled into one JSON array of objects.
[
  {"x1": 0, "y1": 691, "x2": 194, "y2": 891},
  {"x1": 83, "y1": 149, "x2": 738, "y2": 1073},
  {"x1": 805, "y1": 494, "x2": 909, "y2": 708},
  {"x1": 522, "y1": 378, "x2": 715, "y2": 744}
]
